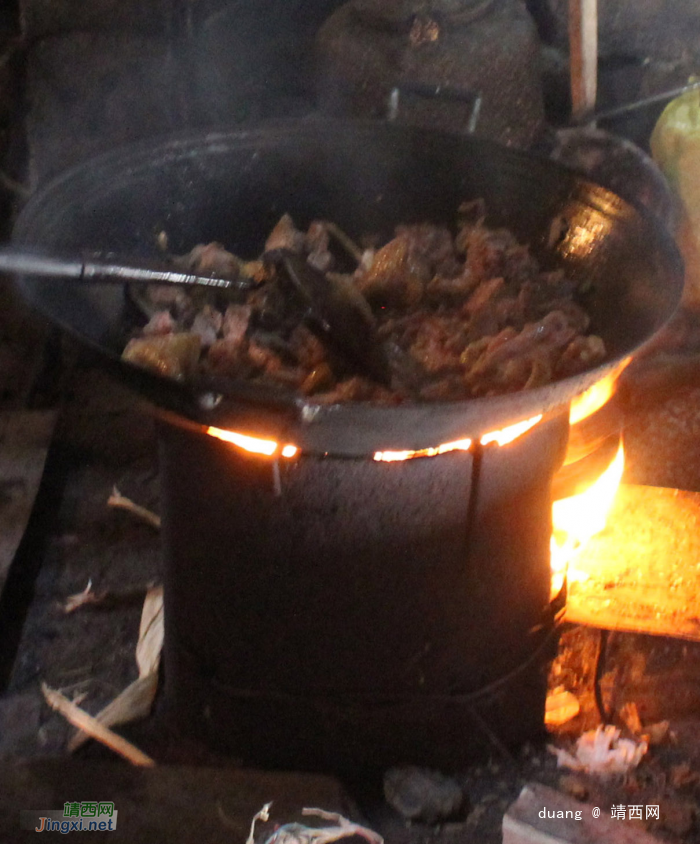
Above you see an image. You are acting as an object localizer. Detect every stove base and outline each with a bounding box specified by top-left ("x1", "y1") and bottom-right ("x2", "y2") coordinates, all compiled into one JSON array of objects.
[
  {"x1": 158, "y1": 413, "x2": 567, "y2": 771},
  {"x1": 164, "y1": 628, "x2": 557, "y2": 772}
]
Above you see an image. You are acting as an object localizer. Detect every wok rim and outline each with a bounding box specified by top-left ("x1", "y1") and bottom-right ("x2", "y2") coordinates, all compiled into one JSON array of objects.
[{"x1": 12, "y1": 118, "x2": 685, "y2": 456}]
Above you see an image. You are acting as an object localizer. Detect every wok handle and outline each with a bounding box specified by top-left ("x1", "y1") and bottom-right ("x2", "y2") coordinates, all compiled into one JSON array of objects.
[{"x1": 0, "y1": 247, "x2": 84, "y2": 280}]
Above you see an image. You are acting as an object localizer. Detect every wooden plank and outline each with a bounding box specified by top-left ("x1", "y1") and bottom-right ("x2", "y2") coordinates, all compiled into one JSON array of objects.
[
  {"x1": 569, "y1": 0, "x2": 598, "y2": 121},
  {"x1": 565, "y1": 484, "x2": 700, "y2": 641},
  {"x1": 0, "y1": 410, "x2": 57, "y2": 597},
  {"x1": 503, "y1": 782, "x2": 665, "y2": 844}
]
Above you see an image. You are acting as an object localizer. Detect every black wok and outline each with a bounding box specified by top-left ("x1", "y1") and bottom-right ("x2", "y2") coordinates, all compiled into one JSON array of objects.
[{"x1": 12, "y1": 119, "x2": 684, "y2": 456}]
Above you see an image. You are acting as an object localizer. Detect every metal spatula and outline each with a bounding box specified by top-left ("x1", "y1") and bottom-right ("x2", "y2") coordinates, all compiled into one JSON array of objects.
[
  {"x1": 272, "y1": 251, "x2": 392, "y2": 386},
  {"x1": 0, "y1": 244, "x2": 395, "y2": 386},
  {"x1": 0, "y1": 245, "x2": 255, "y2": 292}
]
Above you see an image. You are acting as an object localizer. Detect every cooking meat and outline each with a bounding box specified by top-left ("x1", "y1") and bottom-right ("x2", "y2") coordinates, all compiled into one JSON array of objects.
[
  {"x1": 191, "y1": 304, "x2": 223, "y2": 347},
  {"x1": 356, "y1": 235, "x2": 429, "y2": 309},
  {"x1": 178, "y1": 242, "x2": 241, "y2": 279},
  {"x1": 264, "y1": 213, "x2": 306, "y2": 254},
  {"x1": 142, "y1": 309, "x2": 176, "y2": 336},
  {"x1": 123, "y1": 333, "x2": 201, "y2": 381},
  {"x1": 123, "y1": 210, "x2": 607, "y2": 402}
]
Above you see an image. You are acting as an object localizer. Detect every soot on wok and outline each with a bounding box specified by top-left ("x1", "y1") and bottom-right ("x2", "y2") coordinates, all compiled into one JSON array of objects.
[{"x1": 122, "y1": 202, "x2": 606, "y2": 403}]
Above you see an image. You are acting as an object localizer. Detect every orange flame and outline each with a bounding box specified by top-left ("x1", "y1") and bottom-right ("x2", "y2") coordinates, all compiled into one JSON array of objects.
[
  {"x1": 206, "y1": 426, "x2": 297, "y2": 458},
  {"x1": 374, "y1": 438, "x2": 472, "y2": 463},
  {"x1": 480, "y1": 414, "x2": 542, "y2": 447},
  {"x1": 373, "y1": 413, "x2": 543, "y2": 462},
  {"x1": 550, "y1": 442, "x2": 625, "y2": 597},
  {"x1": 569, "y1": 358, "x2": 631, "y2": 425}
]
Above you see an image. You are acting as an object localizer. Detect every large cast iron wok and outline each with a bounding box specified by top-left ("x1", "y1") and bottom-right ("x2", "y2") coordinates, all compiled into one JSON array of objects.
[{"x1": 13, "y1": 119, "x2": 683, "y2": 455}]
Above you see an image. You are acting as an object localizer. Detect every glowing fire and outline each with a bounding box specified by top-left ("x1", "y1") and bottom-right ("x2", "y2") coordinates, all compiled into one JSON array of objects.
[
  {"x1": 373, "y1": 414, "x2": 542, "y2": 462},
  {"x1": 374, "y1": 439, "x2": 472, "y2": 463},
  {"x1": 569, "y1": 358, "x2": 631, "y2": 425},
  {"x1": 480, "y1": 414, "x2": 542, "y2": 447},
  {"x1": 206, "y1": 425, "x2": 298, "y2": 458},
  {"x1": 550, "y1": 442, "x2": 625, "y2": 597}
]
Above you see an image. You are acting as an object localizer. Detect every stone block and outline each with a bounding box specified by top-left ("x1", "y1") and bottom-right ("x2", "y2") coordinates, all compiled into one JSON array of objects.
[{"x1": 503, "y1": 782, "x2": 666, "y2": 844}]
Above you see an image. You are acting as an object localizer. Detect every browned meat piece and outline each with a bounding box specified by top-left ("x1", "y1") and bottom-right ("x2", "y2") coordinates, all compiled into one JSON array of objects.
[
  {"x1": 305, "y1": 221, "x2": 334, "y2": 272},
  {"x1": 461, "y1": 224, "x2": 519, "y2": 283},
  {"x1": 518, "y1": 275, "x2": 586, "y2": 324},
  {"x1": 395, "y1": 224, "x2": 459, "y2": 276},
  {"x1": 191, "y1": 304, "x2": 223, "y2": 347},
  {"x1": 418, "y1": 375, "x2": 469, "y2": 401},
  {"x1": 376, "y1": 310, "x2": 429, "y2": 343},
  {"x1": 313, "y1": 376, "x2": 396, "y2": 404},
  {"x1": 425, "y1": 270, "x2": 478, "y2": 304},
  {"x1": 265, "y1": 213, "x2": 306, "y2": 254},
  {"x1": 408, "y1": 315, "x2": 470, "y2": 374},
  {"x1": 462, "y1": 276, "x2": 508, "y2": 338},
  {"x1": 289, "y1": 324, "x2": 328, "y2": 369},
  {"x1": 264, "y1": 365, "x2": 307, "y2": 387},
  {"x1": 492, "y1": 296, "x2": 525, "y2": 328},
  {"x1": 524, "y1": 356, "x2": 553, "y2": 389},
  {"x1": 464, "y1": 277, "x2": 505, "y2": 315},
  {"x1": 488, "y1": 311, "x2": 578, "y2": 366},
  {"x1": 240, "y1": 259, "x2": 271, "y2": 285},
  {"x1": 206, "y1": 306, "x2": 252, "y2": 376},
  {"x1": 247, "y1": 339, "x2": 285, "y2": 374},
  {"x1": 547, "y1": 299, "x2": 590, "y2": 333},
  {"x1": 180, "y1": 242, "x2": 241, "y2": 279},
  {"x1": 502, "y1": 243, "x2": 540, "y2": 287},
  {"x1": 222, "y1": 304, "x2": 252, "y2": 345},
  {"x1": 142, "y1": 309, "x2": 176, "y2": 335},
  {"x1": 465, "y1": 311, "x2": 579, "y2": 394},
  {"x1": 300, "y1": 363, "x2": 335, "y2": 395},
  {"x1": 207, "y1": 335, "x2": 247, "y2": 377},
  {"x1": 306, "y1": 220, "x2": 330, "y2": 254},
  {"x1": 243, "y1": 338, "x2": 306, "y2": 387},
  {"x1": 123, "y1": 333, "x2": 201, "y2": 381},
  {"x1": 356, "y1": 235, "x2": 429, "y2": 308},
  {"x1": 555, "y1": 335, "x2": 606, "y2": 377},
  {"x1": 125, "y1": 204, "x2": 606, "y2": 404}
]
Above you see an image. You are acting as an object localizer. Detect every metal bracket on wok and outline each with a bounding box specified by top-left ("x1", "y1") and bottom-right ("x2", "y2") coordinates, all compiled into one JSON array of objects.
[{"x1": 387, "y1": 81, "x2": 482, "y2": 135}]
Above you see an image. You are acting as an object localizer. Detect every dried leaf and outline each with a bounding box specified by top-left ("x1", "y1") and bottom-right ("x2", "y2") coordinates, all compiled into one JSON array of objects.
[
  {"x1": 136, "y1": 585, "x2": 164, "y2": 679},
  {"x1": 67, "y1": 673, "x2": 158, "y2": 753},
  {"x1": 108, "y1": 486, "x2": 161, "y2": 530},
  {"x1": 246, "y1": 802, "x2": 273, "y2": 844},
  {"x1": 62, "y1": 580, "x2": 106, "y2": 614},
  {"x1": 42, "y1": 683, "x2": 155, "y2": 767}
]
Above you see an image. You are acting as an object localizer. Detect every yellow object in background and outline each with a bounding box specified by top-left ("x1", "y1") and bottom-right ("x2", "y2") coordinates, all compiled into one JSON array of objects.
[{"x1": 651, "y1": 86, "x2": 700, "y2": 305}]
